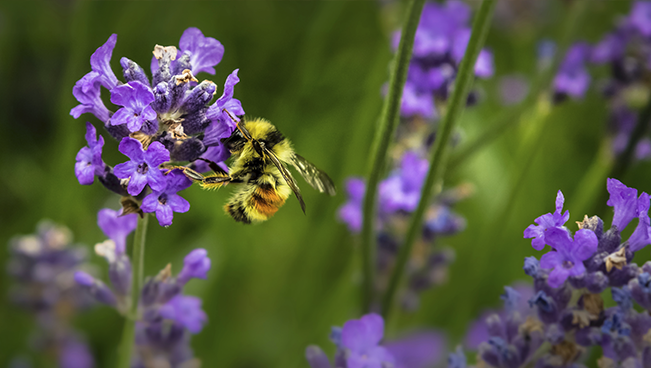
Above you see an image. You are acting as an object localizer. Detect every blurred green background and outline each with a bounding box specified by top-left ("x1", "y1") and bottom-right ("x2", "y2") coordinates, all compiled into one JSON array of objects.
[{"x1": 0, "y1": 1, "x2": 648, "y2": 367}]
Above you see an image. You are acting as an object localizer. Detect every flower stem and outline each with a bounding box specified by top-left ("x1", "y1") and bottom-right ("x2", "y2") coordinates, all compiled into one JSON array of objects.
[
  {"x1": 450, "y1": 0, "x2": 587, "y2": 168},
  {"x1": 117, "y1": 213, "x2": 148, "y2": 368},
  {"x1": 381, "y1": 0, "x2": 497, "y2": 321},
  {"x1": 360, "y1": 0, "x2": 425, "y2": 313}
]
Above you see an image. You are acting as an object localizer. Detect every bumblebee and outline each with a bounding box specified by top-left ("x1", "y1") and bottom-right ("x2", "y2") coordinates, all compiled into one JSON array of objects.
[{"x1": 177, "y1": 112, "x2": 336, "y2": 224}]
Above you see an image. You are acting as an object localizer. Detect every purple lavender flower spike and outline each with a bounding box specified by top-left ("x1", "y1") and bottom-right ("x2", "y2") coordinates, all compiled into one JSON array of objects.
[
  {"x1": 158, "y1": 295, "x2": 207, "y2": 334},
  {"x1": 90, "y1": 33, "x2": 119, "y2": 90},
  {"x1": 140, "y1": 169, "x2": 192, "y2": 227},
  {"x1": 177, "y1": 248, "x2": 211, "y2": 285},
  {"x1": 628, "y1": 192, "x2": 651, "y2": 252},
  {"x1": 539, "y1": 228, "x2": 598, "y2": 288},
  {"x1": 630, "y1": 1, "x2": 651, "y2": 37},
  {"x1": 110, "y1": 81, "x2": 157, "y2": 132},
  {"x1": 524, "y1": 190, "x2": 570, "y2": 251},
  {"x1": 97, "y1": 208, "x2": 137, "y2": 254},
  {"x1": 59, "y1": 338, "x2": 95, "y2": 368},
  {"x1": 70, "y1": 72, "x2": 111, "y2": 123},
  {"x1": 379, "y1": 151, "x2": 429, "y2": 214},
  {"x1": 179, "y1": 27, "x2": 225, "y2": 75},
  {"x1": 305, "y1": 346, "x2": 332, "y2": 368},
  {"x1": 338, "y1": 178, "x2": 365, "y2": 233},
  {"x1": 74, "y1": 270, "x2": 117, "y2": 306},
  {"x1": 400, "y1": 83, "x2": 436, "y2": 119},
  {"x1": 113, "y1": 138, "x2": 170, "y2": 196},
  {"x1": 607, "y1": 178, "x2": 640, "y2": 231},
  {"x1": 553, "y1": 43, "x2": 591, "y2": 99},
  {"x1": 75, "y1": 122, "x2": 105, "y2": 185},
  {"x1": 474, "y1": 49, "x2": 494, "y2": 78},
  {"x1": 591, "y1": 33, "x2": 625, "y2": 64},
  {"x1": 205, "y1": 69, "x2": 244, "y2": 130},
  {"x1": 341, "y1": 313, "x2": 395, "y2": 368},
  {"x1": 385, "y1": 331, "x2": 446, "y2": 368}
]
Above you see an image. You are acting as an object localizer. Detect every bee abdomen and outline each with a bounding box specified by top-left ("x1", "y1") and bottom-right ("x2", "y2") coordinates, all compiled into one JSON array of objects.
[
  {"x1": 224, "y1": 203, "x2": 252, "y2": 224},
  {"x1": 224, "y1": 183, "x2": 287, "y2": 224}
]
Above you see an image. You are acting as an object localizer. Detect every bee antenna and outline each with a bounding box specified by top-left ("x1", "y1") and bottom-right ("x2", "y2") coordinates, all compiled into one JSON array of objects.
[{"x1": 222, "y1": 108, "x2": 239, "y2": 124}]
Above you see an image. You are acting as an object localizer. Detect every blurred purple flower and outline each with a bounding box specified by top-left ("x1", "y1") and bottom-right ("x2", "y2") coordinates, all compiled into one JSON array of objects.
[
  {"x1": 385, "y1": 331, "x2": 446, "y2": 368},
  {"x1": 97, "y1": 208, "x2": 137, "y2": 254},
  {"x1": 338, "y1": 178, "x2": 366, "y2": 233},
  {"x1": 159, "y1": 295, "x2": 208, "y2": 334},
  {"x1": 177, "y1": 248, "x2": 211, "y2": 284},
  {"x1": 341, "y1": 313, "x2": 395, "y2": 368}
]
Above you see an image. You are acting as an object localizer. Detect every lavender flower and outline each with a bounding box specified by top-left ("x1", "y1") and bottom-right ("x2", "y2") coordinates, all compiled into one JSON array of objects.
[
  {"x1": 524, "y1": 190, "x2": 570, "y2": 251},
  {"x1": 392, "y1": 0, "x2": 494, "y2": 120},
  {"x1": 71, "y1": 28, "x2": 245, "y2": 224},
  {"x1": 97, "y1": 208, "x2": 137, "y2": 254},
  {"x1": 140, "y1": 169, "x2": 192, "y2": 227},
  {"x1": 75, "y1": 122, "x2": 106, "y2": 185},
  {"x1": 539, "y1": 227, "x2": 598, "y2": 288},
  {"x1": 7, "y1": 222, "x2": 95, "y2": 368},
  {"x1": 74, "y1": 209, "x2": 211, "y2": 367},
  {"x1": 338, "y1": 178, "x2": 365, "y2": 233},
  {"x1": 114, "y1": 138, "x2": 169, "y2": 196},
  {"x1": 553, "y1": 43, "x2": 591, "y2": 100},
  {"x1": 308, "y1": 318, "x2": 444, "y2": 368}
]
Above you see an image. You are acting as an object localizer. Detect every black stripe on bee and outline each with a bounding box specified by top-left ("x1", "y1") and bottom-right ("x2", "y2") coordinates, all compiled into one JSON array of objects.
[
  {"x1": 225, "y1": 203, "x2": 251, "y2": 224},
  {"x1": 260, "y1": 130, "x2": 285, "y2": 148}
]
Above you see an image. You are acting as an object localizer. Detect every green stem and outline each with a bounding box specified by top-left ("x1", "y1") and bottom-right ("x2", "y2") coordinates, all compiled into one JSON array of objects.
[
  {"x1": 450, "y1": 0, "x2": 587, "y2": 168},
  {"x1": 117, "y1": 213, "x2": 149, "y2": 368},
  {"x1": 360, "y1": 0, "x2": 425, "y2": 313},
  {"x1": 592, "y1": 94, "x2": 651, "y2": 217},
  {"x1": 381, "y1": 0, "x2": 497, "y2": 320}
]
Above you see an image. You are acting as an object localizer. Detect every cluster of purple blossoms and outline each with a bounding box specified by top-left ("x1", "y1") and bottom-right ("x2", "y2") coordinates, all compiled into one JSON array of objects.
[
  {"x1": 339, "y1": 0, "x2": 493, "y2": 311},
  {"x1": 447, "y1": 178, "x2": 651, "y2": 367},
  {"x1": 552, "y1": 1, "x2": 651, "y2": 160},
  {"x1": 394, "y1": 0, "x2": 494, "y2": 120},
  {"x1": 338, "y1": 153, "x2": 468, "y2": 310},
  {"x1": 306, "y1": 313, "x2": 445, "y2": 368},
  {"x1": 71, "y1": 27, "x2": 244, "y2": 226},
  {"x1": 74, "y1": 208, "x2": 210, "y2": 367},
  {"x1": 7, "y1": 222, "x2": 94, "y2": 368}
]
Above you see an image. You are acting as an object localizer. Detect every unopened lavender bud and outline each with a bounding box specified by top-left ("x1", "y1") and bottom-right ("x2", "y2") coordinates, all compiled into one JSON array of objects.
[
  {"x1": 629, "y1": 272, "x2": 651, "y2": 310},
  {"x1": 585, "y1": 271, "x2": 609, "y2": 293},
  {"x1": 177, "y1": 249, "x2": 211, "y2": 285},
  {"x1": 173, "y1": 52, "x2": 192, "y2": 76},
  {"x1": 485, "y1": 314, "x2": 503, "y2": 339},
  {"x1": 169, "y1": 79, "x2": 190, "y2": 111},
  {"x1": 545, "y1": 324, "x2": 565, "y2": 345},
  {"x1": 529, "y1": 290, "x2": 559, "y2": 324},
  {"x1": 609, "y1": 264, "x2": 639, "y2": 287},
  {"x1": 152, "y1": 45, "x2": 177, "y2": 86},
  {"x1": 108, "y1": 254, "x2": 132, "y2": 297},
  {"x1": 120, "y1": 57, "x2": 150, "y2": 86},
  {"x1": 598, "y1": 228, "x2": 621, "y2": 254},
  {"x1": 169, "y1": 137, "x2": 205, "y2": 162},
  {"x1": 612, "y1": 287, "x2": 633, "y2": 310},
  {"x1": 181, "y1": 111, "x2": 210, "y2": 135},
  {"x1": 152, "y1": 82, "x2": 171, "y2": 113},
  {"x1": 74, "y1": 271, "x2": 117, "y2": 306},
  {"x1": 97, "y1": 166, "x2": 129, "y2": 196},
  {"x1": 523, "y1": 257, "x2": 540, "y2": 278},
  {"x1": 182, "y1": 80, "x2": 216, "y2": 115},
  {"x1": 305, "y1": 346, "x2": 332, "y2": 368}
]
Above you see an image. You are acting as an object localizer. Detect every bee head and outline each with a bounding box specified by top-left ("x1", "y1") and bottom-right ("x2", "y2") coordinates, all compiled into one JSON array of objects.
[{"x1": 221, "y1": 129, "x2": 246, "y2": 153}]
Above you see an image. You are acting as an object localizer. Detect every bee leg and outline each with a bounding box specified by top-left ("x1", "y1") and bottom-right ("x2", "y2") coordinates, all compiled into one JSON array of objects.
[
  {"x1": 200, "y1": 174, "x2": 232, "y2": 190},
  {"x1": 193, "y1": 158, "x2": 228, "y2": 176},
  {"x1": 167, "y1": 166, "x2": 206, "y2": 182}
]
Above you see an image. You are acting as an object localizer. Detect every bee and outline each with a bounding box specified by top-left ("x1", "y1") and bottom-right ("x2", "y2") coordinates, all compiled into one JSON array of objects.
[{"x1": 177, "y1": 111, "x2": 336, "y2": 224}]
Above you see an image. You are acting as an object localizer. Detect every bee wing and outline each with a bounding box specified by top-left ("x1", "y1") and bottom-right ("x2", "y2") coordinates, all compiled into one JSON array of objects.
[
  {"x1": 264, "y1": 147, "x2": 306, "y2": 214},
  {"x1": 290, "y1": 154, "x2": 336, "y2": 196}
]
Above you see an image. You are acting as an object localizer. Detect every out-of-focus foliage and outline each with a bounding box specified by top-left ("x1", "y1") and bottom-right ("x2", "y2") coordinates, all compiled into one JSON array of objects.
[{"x1": 0, "y1": 1, "x2": 648, "y2": 367}]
